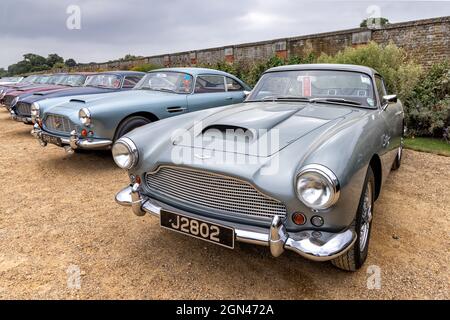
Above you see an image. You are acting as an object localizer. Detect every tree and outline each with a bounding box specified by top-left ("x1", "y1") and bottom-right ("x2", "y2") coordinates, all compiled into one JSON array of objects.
[
  {"x1": 23, "y1": 53, "x2": 48, "y2": 68},
  {"x1": 52, "y1": 62, "x2": 66, "y2": 70},
  {"x1": 360, "y1": 17, "x2": 389, "y2": 29},
  {"x1": 120, "y1": 54, "x2": 142, "y2": 61},
  {"x1": 46, "y1": 53, "x2": 64, "y2": 67},
  {"x1": 0, "y1": 68, "x2": 8, "y2": 77},
  {"x1": 64, "y1": 58, "x2": 77, "y2": 67}
]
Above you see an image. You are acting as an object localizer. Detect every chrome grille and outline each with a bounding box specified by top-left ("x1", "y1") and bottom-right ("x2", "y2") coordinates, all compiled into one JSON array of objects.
[
  {"x1": 16, "y1": 102, "x2": 31, "y2": 116},
  {"x1": 3, "y1": 95, "x2": 15, "y2": 107},
  {"x1": 145, "y1": 166, "x2": 287, "y2": 219},
  {"x1": 44, "y1": 114, "x2": 78, "y2": 134}
]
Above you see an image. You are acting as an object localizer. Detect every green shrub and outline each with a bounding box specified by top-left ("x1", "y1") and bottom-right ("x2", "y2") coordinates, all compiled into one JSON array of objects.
[
  {"x1": 202, "y1": 53, "x2": 316, "y2": 87},
  {"x1": 317, "y1": 41, "x2": 423, "y2": 103},
  {"x1": 131, "y1": 63, "x2": 159, "y2": 72},
  {"x1": 404, "y1": 61, "x2": 450, "y2": 137}
]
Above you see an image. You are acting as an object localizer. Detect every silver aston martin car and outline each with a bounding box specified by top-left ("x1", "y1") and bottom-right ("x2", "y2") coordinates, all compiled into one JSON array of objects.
[{"x1": 114, "y1": 64, "x2": 404, "y2": 271}]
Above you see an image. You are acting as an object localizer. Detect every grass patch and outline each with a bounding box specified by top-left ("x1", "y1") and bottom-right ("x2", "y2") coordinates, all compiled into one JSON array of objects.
[{"x1": 404, "y1": 137, "x2": 450, "y2": 157}]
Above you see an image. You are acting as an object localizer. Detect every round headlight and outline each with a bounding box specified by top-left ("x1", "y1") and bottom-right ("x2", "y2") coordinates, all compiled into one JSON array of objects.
[
  {"x1": 31, "y1": 102, "x2": 40, "y2": 119},
  {"x1": 296, "y1": 164, "x2": 339, "y2": 210},
  {"x1": 79, "y1": 107, "x2": 91, "y2": 126},
  {"x1": 112, "y1": 137, "x2": 139, "y2": 169}
]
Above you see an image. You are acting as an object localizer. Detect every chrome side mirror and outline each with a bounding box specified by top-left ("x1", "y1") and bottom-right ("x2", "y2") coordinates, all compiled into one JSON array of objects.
[{"x1": 382, "y1": 94, "x2": 397, "y2": 110}]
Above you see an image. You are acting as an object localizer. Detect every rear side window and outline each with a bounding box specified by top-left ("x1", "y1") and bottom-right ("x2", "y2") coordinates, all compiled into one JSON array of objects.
[
  {"x1": 122, "y1": 76, "x2": 141, "y2": 89},
  {"x1": 226, "y1": 77, "x2": 244, "y2": 91},
  {"x1": 195, "y1": 75, "x2": 225, "y2": 93}
]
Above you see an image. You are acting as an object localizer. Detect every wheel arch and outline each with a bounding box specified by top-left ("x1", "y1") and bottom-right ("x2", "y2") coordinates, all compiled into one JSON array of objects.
[
  {"x1": 113, "y1": 111, "x2": 159, "y2": 141},
  {"x1": 369, "y1": 154, "x2": 382, "y2": 201}
]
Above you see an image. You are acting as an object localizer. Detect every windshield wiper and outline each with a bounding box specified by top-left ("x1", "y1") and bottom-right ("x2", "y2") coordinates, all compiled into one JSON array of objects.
[
  {"x1": 310, "y1": 98, "x2": 361, "y2": 106},
  {"x1": 248, "y1": 96, "x2": 312, "y2": 102}
]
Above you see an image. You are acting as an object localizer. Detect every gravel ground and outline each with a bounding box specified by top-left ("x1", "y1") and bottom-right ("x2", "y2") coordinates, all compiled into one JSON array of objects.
[{"x1": 0, "y1": 108, "x2": 448, "y2": 300}]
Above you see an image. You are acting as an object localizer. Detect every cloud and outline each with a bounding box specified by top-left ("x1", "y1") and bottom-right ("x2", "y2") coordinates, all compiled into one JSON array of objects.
[{"x1": 0, "y1": 0, "x2": 449, "y2": 69}]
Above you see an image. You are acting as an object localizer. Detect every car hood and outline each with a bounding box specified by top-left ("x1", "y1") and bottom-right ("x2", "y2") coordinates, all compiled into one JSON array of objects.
[
  {"x1": 24, "y1": 86, "x2": 117, "y2": 102},
  {"x1": 13, "y1": 85, "x2": 66, "y2": 95},
  {"x1": 175, "y1": 102, "x2": 356, "y2": 156},
  {"x1": 44, "y1": 89, "x2": 182, "y2": 117}
]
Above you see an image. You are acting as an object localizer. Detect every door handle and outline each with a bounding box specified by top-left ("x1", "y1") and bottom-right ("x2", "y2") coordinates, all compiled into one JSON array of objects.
[{"x1": 225, "y1": 97, "x2": 233, "y2": 100}]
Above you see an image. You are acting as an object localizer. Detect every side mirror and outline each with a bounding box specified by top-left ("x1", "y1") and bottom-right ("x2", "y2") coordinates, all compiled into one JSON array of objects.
[
  {"x1": 382, "y1": 94, "x2": 397, "y2": 110},
  {"x1": 243, "y1": 90, "x2": 251, "y2": 98}
]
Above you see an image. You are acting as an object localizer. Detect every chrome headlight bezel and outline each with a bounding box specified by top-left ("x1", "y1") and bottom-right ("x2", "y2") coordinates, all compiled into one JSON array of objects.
[
  {"x1": 31, "y1": 102, "x2": 40, "y2": 120},
  {"x1": 79, "y1": 107, "x2": 91, "y2": 126},
  {"x1": 112, "y1": 137, "x2": 139, "y2": 170},
  {"x1": 295, "y1": 164, "x2": 340, "y2": 210}
]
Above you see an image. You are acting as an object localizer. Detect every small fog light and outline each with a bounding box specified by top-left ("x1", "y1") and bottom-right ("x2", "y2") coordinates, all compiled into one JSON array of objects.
[
  {"x1": 311, "y1": 215, "x2": 324, "y2": 227},
  {"x1": 292, "y1": 212, "x2": 306, "y2": 225}
]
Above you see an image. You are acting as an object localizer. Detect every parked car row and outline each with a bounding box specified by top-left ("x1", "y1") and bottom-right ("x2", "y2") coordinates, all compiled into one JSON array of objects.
[{"x1": 1, "y1": 64, "x2": 404, "y2": 271}]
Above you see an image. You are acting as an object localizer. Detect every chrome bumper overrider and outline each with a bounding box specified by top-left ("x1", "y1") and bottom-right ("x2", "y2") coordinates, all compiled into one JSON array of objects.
[
  {"x1": 10, "y1": 110, "x2": 32, "y2": 123},
  {"x1": 32, "y1": 125, "x2": 112, "y2": 152},
  {"x1": 115, "y1": 185, "x2": 357, "y2": 262}
]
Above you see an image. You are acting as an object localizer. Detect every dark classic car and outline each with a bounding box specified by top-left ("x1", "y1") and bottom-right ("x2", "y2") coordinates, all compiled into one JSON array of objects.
[
  {"x1": 32, "y1": 68, "x2": 251, "y2": 154},
  {"x1": 114, "y1": 64, "x2": 404, "y2": 271},
  {"x1": 10, "y1": 71, "x2": 145, "y2": 124}
]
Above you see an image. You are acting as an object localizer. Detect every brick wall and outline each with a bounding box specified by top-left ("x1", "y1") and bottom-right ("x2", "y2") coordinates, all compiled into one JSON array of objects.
[{"x1": 73, "y1": 16, "x2": 449, "y2": 72}]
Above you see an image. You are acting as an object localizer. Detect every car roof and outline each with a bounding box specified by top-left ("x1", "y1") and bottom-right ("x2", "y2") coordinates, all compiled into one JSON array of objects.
[
  {"x1": 150, "y1": 67, "x2": 236, "y2": 77},
  {"x1": 266, "y1": 64, "x2": 378, "y2": 76}
]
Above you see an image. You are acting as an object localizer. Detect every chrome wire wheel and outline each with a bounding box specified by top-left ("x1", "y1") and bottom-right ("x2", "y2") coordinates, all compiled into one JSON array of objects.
[{"x1": 359, "y1": 182, "x2": 373, "y2": 252}]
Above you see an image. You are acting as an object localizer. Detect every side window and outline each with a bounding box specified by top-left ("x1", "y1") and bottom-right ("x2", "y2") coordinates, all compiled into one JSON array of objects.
[
  {"x1": 225, "y1": 77, "x2": 244, "y2": 92},
  {"x1": 195, "y1": 75, "x2": 225, "y2": 93},
  {"x1": 375, "y1": 76, "x2": 387, "y2": 104},
  {"x1": 122, "y1": 76, "x2": 141, "y2": 89}
]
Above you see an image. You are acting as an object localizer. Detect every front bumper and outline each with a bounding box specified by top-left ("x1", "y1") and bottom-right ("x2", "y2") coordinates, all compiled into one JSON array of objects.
[
  {"x1": 10, "y1": 110, "x2": 32, "y2": 124},
  {"x1": 115, "y1": 185, "x2": 357, "y2": 262},
  {"x1": 32, "y1": 125, "x2": 113, "y2": 152}
]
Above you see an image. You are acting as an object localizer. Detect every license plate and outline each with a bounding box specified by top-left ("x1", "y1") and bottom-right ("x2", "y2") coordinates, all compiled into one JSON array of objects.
[
  {"x1": 160, "y1": 210, "x2": 235, "y2": 249},
  {"x1": 41, "y1": 133, "x2": 62, "y2": 146}
]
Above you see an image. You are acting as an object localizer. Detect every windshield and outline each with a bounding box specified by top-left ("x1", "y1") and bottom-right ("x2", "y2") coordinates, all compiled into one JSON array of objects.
[
  {"x1": 47, "y1": 74, "x2": 68, "y2": 85},
  {"x1": 36, "y1": 76, "x2": 51, "y2": 84},
  {"x1": 84, "y1": 74, "x2": 122, "y2": 89},
  {"x1": 247, "y1": 70, "x2": 376, "y2": 108},
  {"x1": 0, "y1": 77, "x2": 22, "y2": 82},
  {"x1": 21, "y1": 76, "x2": 36, "y2": 83},
  {"x1": 58, "y1": 74, "x2": 87, "y2": 87},
  {"x1": 134, "y1": 71, "x2": 193, "y2": 93}
]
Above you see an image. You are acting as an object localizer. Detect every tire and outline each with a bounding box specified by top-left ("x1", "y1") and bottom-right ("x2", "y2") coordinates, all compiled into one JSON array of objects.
[
  {"x1": 114, "y1": 116, "x2": 151, "y2": 141},
  {"x1": 331, "y1": 166, "x2": 375, "y2": 271}
]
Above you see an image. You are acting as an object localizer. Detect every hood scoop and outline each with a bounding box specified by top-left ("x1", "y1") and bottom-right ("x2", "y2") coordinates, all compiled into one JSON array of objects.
[
  {"x1": 69, "y1": 99, "x2": 86, "y2": 103},
  {"x1": 202, "y1": 124, "x2": 256, "y2": 142}
]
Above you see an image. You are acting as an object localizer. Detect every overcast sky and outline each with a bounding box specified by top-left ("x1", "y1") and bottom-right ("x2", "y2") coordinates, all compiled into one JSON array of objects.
[{"x1": 0, "y1": 0, "x2": 449, "y2": 68}]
